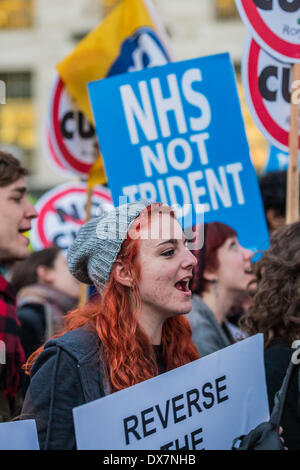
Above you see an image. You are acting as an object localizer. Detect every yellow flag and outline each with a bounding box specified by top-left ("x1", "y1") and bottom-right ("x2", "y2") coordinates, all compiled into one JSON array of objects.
[
  {"x1": 57, "y1": 0, "x2": 171, "y2": 188},
  {"x1": 87, "y1": 154, "x2": 107, "y2": 189},
  {"x1": 57, "y1": 0, "x2": 171, "y2": 124}
]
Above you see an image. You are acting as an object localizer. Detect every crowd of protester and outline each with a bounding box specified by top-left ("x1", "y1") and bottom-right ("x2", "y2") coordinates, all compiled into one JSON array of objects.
[{"x1": 0, "y1": 149, "x2": 299, "y2": 450}]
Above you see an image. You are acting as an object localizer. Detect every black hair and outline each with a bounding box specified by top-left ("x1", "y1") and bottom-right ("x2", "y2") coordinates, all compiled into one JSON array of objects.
[
  {"x1": 11, "y1": 246, "x2": 61, "y2": 293},
  {"x1": 259, "y1": 170, "x2": 293, "y2": 218},
  {"x1": 0, "y1": 150, "x2": 28, "y2": 187}
]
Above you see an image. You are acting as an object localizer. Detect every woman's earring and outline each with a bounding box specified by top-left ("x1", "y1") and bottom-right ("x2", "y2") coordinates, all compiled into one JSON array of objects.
[{"x1": 211, "y1": 279, "x2": 218, "y2": 296}]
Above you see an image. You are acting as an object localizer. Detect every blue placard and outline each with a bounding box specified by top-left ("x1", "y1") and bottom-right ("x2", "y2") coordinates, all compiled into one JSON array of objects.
[
  {"x1": 263, "y1": 145, "x2": 300, "y2": 173},
  {"x1": 88, "y1": 53, "x2": 269, "y2": 251}
]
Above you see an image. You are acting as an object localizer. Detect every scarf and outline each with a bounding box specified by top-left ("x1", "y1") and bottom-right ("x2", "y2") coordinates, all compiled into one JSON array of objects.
[
  {"x1": 0, "y1": 274, "x2": 25, "y2": 399},
  {"x1": 17, "y1": 284, "x2": 78, "y2": 341}
]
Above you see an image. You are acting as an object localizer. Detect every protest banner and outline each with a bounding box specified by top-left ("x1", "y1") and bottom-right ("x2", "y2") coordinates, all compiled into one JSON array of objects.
[
  {"x1": 0, "y1": 420, "x2": 39, "y2": 450},
  {"x1": 88, "y1": 53, "x2": 269, "y2": 251},
  {"x1": 235, "y1": 0, "x2": 300, "y2": 63},
  {"x1": 30, "y1": 182, "x2": 113, "y2": 255},
  {"x1": 242, "y1": 35, "x2": 299, "y2": 153},
  {"x1": 73, "y1": 334, "x2": 269, "y2": 450},
  {"x1": 263, "y1": 144, "x2": 300, "y2": 171}
]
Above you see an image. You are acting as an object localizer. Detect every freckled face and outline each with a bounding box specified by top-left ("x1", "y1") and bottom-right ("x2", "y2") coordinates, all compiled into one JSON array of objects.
[{"x1": 136, "y1": 212, "x2": 197, "y2": 322}]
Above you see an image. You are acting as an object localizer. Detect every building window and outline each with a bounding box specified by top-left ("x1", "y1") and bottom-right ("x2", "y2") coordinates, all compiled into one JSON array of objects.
[
  {"x1": 0, "y1": 72, "x2": 35, "y2": 166},
  {"x1": 0, "y1": 0, "x2": 35, "y2": 30},
  {"x1": 214, "y1": 0, "x2": 239, "y2": 20}
]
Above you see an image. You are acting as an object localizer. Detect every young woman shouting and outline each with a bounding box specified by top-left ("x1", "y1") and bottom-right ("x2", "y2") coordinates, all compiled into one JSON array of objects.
[{"x1": 21, "y1": 201, "x2": 200, "y2": 450}]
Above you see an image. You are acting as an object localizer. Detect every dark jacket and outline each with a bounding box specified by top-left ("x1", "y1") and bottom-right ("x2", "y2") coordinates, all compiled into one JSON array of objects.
[
  {"x1": 17, "y1": 284, "x2": 78, "y2": 360},
  {"x1": 20, "y1": 327, "x2": 109, "y2": 450},
  {"x1": 0, "y1": 274, "x2": 25, "y2": 421},
  {"x1": 264, "y1": 340, "x2": 300, "y2": 450}
]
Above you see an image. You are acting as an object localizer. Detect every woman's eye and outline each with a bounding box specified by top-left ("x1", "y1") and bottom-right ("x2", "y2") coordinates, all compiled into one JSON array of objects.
[{"x1": 161, "y1": 249, "x2": 174, "y2": 257}]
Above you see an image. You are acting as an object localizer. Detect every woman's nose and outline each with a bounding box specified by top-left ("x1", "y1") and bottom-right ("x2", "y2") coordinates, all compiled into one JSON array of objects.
[
  {"x1": 182, "y1": 248, "x2": 197, "y2": 268},
  {"x1": 243, "y1": 247, "x2": 253, "y2": 261}
]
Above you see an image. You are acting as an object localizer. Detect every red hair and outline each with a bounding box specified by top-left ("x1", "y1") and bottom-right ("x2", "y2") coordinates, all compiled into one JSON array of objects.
[
  {"x1": 25, "y1": 204, "x2": 199, "y2": 392},
  {"x1": 191, "y1": 222, "x2": 237, "y2": 295}
]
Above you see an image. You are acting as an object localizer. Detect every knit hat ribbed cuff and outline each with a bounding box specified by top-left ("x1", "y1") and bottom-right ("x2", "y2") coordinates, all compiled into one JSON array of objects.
[{"x1": 67, "y1": 200, "x2": 150, "y2": 293}]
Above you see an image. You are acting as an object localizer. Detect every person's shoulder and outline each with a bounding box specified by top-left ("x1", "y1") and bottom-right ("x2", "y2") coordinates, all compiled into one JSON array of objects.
[
  {"x1": 45, "y1": 327, "x2": 100, "y2": 363},
  {"x1": 265, "y1": 340, "x2": 291, "y2": 357},
  {"x1": 18, "y1": 303, "x2": 45, "y2": 324},
  {"x1": 187, "y1": 296, "x2": 216, "y2": 327},
  {"x1": 265, "y1": 340, "x2": 292, "y2": 370},
  {"x1": 30, "y1": 327, "x2": 100, "y2": 379}
]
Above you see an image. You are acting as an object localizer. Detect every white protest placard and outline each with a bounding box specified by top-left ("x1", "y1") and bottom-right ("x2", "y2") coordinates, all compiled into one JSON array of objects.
[
  {"x1": 42, "y1": 123, "x2": 75, "y2": 179},
  {"x1": 49, "y1": 75, "x2": 99, "y2": 177},
  {"x1": 30, "y1": 182, "x2": 114, "y2": 255},
  {"x1": 73, "y1": 334, "x2": 269, "y2": 450},
  {"x1": 242, "y1": 34, "x2": 300, "y2": 152},
  {"x1": 235, "y1": 0, "x2": 300, "y2": 63},
  {"x1": 0, "y1": 420, "x2": 39, "y2": 450}
]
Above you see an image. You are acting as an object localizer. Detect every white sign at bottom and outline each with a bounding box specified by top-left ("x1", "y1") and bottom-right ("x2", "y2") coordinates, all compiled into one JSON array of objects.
[
  {"x1": 0, "y1": 419, "x2": 40, "y2": 450},
  {"x1": 73, "y1": 334, "x2": 269, "y2": 450}
]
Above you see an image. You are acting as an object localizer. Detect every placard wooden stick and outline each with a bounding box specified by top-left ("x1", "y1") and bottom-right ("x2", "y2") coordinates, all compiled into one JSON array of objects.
[{"x1": 286, "y1": 63, "x2": 300, "y2": 224}]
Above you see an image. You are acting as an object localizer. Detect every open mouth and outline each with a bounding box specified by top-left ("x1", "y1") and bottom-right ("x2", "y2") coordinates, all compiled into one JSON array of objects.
[
  {"x1": 175, "y1": 278, "x2": 191, "y2": 293},
  {"x1": 244, "y1": 267, "x2": 253, "y2": 275},
  {"x1": 18, "y1": 228, "x2": 30, "y2": 242},
  {"x1": 18, "y1": 227, "x2": 30, "y2": 234}
]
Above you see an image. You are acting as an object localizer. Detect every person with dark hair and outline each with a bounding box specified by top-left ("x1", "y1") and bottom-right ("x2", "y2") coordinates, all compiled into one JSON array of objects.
[
  {"x1": 11, "y1": 247, "x2": 80, "y2": 361},
  {"x1": 259, "y1": 170, "x2": 300, "y2": 233},
  {"x1": 186, "y1": 222, "x2": 253, "y2": 357},
  {"x1": 239, "y1": 222, "x2": 300, "y2": 450},
  {"x1": 20, "y1": 201, "x2": 200, "y2": 450},
  {"x1": 0, "y1": 150, "x2": 37, "y2": 421}
]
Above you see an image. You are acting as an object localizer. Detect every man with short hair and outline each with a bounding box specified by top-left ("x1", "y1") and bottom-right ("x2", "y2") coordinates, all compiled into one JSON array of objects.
[{"x1": 0, "y1": 150, "x2": 37, "y2": 421}]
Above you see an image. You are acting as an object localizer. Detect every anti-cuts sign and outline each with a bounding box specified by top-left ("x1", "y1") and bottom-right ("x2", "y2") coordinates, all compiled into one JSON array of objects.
[
  {"x1": 235, "y1": 0, "x2": 300, "y2": 63},
  {"x1": 88, "y1": 53, "x2": 269, "y2": 251},
  {"x1": 30, "y1": 182, "x2": 113, "y2": 255},
  {"x1": 48, "y1": 75, "x2": 100, "y2": 177},
  {"x1": 242, "y1": 34, "x2": 300, "y2": 152},
  {"x1": 42, "y1": 124, "x2": 76, "y2": 179},
  {"x1": 73, "y1": 334, "x2": 269, "y2": 450}
]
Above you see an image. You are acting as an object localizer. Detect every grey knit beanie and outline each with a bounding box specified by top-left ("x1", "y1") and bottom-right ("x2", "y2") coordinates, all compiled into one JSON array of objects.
[{"x1": 67, "y1": 200, "x2": 150, "y2": 293}]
